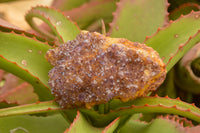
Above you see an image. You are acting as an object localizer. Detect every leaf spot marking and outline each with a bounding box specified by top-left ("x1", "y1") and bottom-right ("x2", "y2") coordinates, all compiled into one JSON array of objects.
[
  {"x1": 21, "y1": 60, "x2": 27, "y2": 66},
  {"x1": 10, "y1": 127, "x2": 29, "y2": 133}
]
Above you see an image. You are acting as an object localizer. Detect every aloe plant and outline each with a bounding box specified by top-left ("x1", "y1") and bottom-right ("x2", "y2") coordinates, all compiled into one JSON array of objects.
[{"x1": 1, "y1": 0, "x2": 200, "y2": 132}]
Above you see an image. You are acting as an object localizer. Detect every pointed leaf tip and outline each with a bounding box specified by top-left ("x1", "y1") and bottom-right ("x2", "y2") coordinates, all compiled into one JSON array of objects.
[
  {"x1": 65, "y1": 111, "x2": 119, "y2": 133},
  {"x1": 25, "y1": 6, "x2": 80, "y2": 43}
]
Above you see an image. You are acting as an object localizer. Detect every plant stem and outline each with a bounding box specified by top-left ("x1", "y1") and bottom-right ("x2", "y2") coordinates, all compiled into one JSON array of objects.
[
  {"x1": 98, "y1": 104, "x2": 104, "y2": 114},
  {"x1": 104, "y1": 102, "x2": 110, "y2": 114},
  {"x1": 186, "y1": 92, "x2": 193, "y2": 103},
  {"x1": 59, "y1": 111, "x2": 72, "y2": 124}
]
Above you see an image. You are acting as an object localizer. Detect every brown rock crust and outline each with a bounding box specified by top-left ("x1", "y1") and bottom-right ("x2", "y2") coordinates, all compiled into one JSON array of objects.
[{"x1": 46, "y1": 31, "x2": 166, "y2": 109}]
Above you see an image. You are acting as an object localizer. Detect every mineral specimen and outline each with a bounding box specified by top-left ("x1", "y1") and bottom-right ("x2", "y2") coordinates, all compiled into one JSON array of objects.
[{"x1": 46, "y1": 31, "x2": 166, "y2": 109}]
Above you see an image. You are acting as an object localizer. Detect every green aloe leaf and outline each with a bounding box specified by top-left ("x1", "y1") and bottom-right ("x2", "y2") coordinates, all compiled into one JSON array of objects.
[
  {"x1": 169, "y1": 3, "x2": 200, "y2": 20},
  {"x1": 0, "y1": 102, "x2": 17, "y2": 109},
  {"x1": 119, "y1": 116, "x2": 184, "y2": 133},
  {"x1": 0, "y1": 113, "x2": 69, "y2": 133},
  {"x1": 145, "y1": 11, "x2": 200, "y2": 71},
  {"x1": 108, "y1": 0, "x2": 168, "y2": 42},
  {"x1": 0, "y1": 18, "x2": 21, "y2": 30},
  {"x1": 65, "y1": 111, "x2": 119, "y2": 133},
  {"x1": 83, "y1": 96, "x2": 200, "y2": 126},
  {"x1": 0, "y1": 24, "x2": 55, "y2": 46},
  {"x1": 63, "y1": 0, "x2": 117, "y2": 29},
  {"x1": 0, "y1": 0, "x2": 21, "y2": 2},
  {"x1": 1, "y1": 97, "x2": 200, "y2": 128},
  {"x1": 175, "y1": 42, "x2": 200, "y2": 94},
  {"x1": 0, "y1": 31, "x2": 53, "y2": 100},
  {"x1": 0, "y1": 101, "x2": 60, "y2": 117},
  {"x1": 25, "y1": 6, "x2": 80, "y2": 43},
  {"x1": 156, "y1": 69, "x2": 177, "y2": 98},
  {"x1": 0, "y1": 82, "x2": 38, "y2": 105},
  {"x1": 52, "y1": 0, "x2": 90, "y2": 11},
  {"x1": 168, "y1": 0, "x2": 200, "y2": 12}
]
